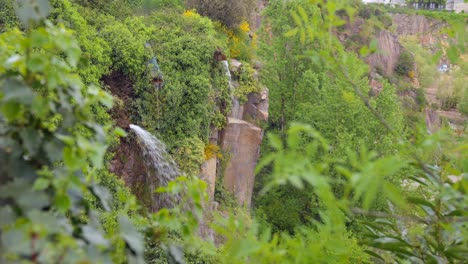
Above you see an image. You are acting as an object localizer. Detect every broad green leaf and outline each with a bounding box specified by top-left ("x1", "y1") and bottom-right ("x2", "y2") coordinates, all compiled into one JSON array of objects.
[
  {"x1": 14, "y1": 0, "x2": 51, "y2": 27},
  {"x1": 407, "y1": 196, "x2": 435, "y2": 209},
  {"x1": 55, "y1": 191, "x2": 71, "y2": 212},
  {"x1": 82, "y1": 225, "x2": 110, "y2": 247},
  {"x1": 119, "y1": 216, "x2": 144, "y2": 255},
  {"x1": 0, "y1": 206, "x2": 15, "y2": 227},
  {"x1": 19, "y1": 127, "x2": 42, "y2": 156},
  {"x1": 33, "y1": 178, "x2": 50, "y2": 190},
  {"x1": 17, "y1": 190, "x2": 50, "y2": 210},
  {"x1": 1, "y1": 78, "x2": 34, "y2": 104},
  {"x1": 268, "y1": 133, "x2": 283, "y2": 150},
  {"x1": 0, "y1": 101, "x2": 22, "y2": 121}
]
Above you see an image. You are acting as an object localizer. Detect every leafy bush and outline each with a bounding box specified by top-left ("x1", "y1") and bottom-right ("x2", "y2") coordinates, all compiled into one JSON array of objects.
[
  {"x1": 255, "y1": 185, "x2": 320, "y2": 233},
  {"x1": 233, "y1": 62, "x2": 260, "y2": 103},
  {"x1": 50, "y1": 0, "x2": 112, "y2": 84},
  {"x1": 186, "y1": 0, "x2": 256, "y2": 29},
  {"x1": 0, "y1": 0, "x2": 19, "y2": 31},
  {"x1": 0, "y1": 14, "x2": 144, "y2": 262},
  {"x1": 395, "y1": 51, "x2": 415, "y2": 76},
  {"x1": 172, "y1": 137, "x2": 205, "y2": 175},
  {"x1": 98, "y1": 17, "x2": 148, "y2": 77},
  {"x1": 135, "y1": 10, "x2": 230, "y2": 151}
]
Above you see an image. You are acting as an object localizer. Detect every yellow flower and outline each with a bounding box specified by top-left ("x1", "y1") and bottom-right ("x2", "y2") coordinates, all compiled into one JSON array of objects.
[
  {"x1": 239, "y1": 20, "x2": 250, "y2": 33},
  {"x1": 183, "y1": 9, "x2": 197, "y2": 17}
]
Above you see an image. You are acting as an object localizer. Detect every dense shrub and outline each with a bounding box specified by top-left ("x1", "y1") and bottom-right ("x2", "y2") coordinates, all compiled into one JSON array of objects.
[
  {"x1": 50, "y1": 0, "x2": 112, "y2": 84},
  {"x1": 233, "y1": 62, "x2": 260, "y2": 103},
  {"x1": 135, "y1": 10, "x2": 230, "y2": 150},
  {"x1": 0, "y1": 0, "x2": 19, "y2": 31},
  {"x1": 395, "y1": 51, "x2": 415, "y2": 76},
  {"x1": 255, "y1": 185, "x2": 320, "y2": 233},
  {"x1": 186, "y1": 0, "x2": 256, "y2": 29},
  {"x1": 172, "y1": 137, "x2": 205, "y2": 176}
]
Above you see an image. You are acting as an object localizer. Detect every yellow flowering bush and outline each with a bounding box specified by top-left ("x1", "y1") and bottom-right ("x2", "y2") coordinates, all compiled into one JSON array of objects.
[
  {"x1": 183, "y1": 9, "x2": 198, "y2": 18},
  {"x1": 239, "y1": 20, "x2": 250, "y2": 33},
  {"x1": 204, "y1": 143, "x2": 222, "y2": 160},
  {"x1": 215, "y1": 19, "x2": 256, "y2": 60}
]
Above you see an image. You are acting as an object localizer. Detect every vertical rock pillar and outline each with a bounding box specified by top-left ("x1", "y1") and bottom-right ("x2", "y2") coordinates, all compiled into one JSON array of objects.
[{"x1": 200, "y1": 128, "x2": 218, "y2": 200}]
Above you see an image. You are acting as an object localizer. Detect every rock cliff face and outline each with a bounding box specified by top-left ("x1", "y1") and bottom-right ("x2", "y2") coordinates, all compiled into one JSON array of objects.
[
  {"x1": 364, "y1": 14, "x2": 445, "y2": 77},
  {"x1": 392, "y1": 14, "x2": 442, "y2": 36},
  {"x1": 104, "y1": 71, "x2": 154, "y2": 208},
  {"x1": 200, "y1": 128, "x2": 219, "y2": 199},
  {"x1": 221, "y1": 60, "x2": 268, "y2": 208},
  {"x1": 220, "y1": 118, "x2": 263, "y2": 207},
  {"x1": 366, "y1": 30, "x2": 403, "y2": 76},
  {"x1": 392, "y1": 14, "x2": 445, "y2": 47},
  {"x1": 201, "y1": 59, "x2": 268, "y2": 208}
]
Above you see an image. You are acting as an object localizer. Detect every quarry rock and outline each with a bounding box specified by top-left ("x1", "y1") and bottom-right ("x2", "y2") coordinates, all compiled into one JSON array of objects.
[
  {"x1": 220, "y1": 118, "x2": 263, "y2": 207},
  {"x1": 243, "y1": 88, "x2": 269, "y2": 121},
  {"x1": 200, "y1": 128, "x2": 219, "y2": 200},
  {"x1": 366, "y1": 30, "x2": 403, "y2": 76}
]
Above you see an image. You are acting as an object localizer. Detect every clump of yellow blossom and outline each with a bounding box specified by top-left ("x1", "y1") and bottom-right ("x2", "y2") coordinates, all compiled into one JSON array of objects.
[
  {"x1": 204, "y1": 143, "x2": 222, "y2": 160},
  {"x1": 239, "y1": 20, "x2": 250, "y2": 33},
  {"x1": 183, "y1": 9, "x2": 197, "y2": 17}
]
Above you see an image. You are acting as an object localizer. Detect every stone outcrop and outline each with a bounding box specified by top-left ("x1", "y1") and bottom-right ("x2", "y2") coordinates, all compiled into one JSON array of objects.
[
  {"x1": 220, "y1": 60, "x2": 268, "y2": 208},
  {"x1": 200, "y1": 128, "x2": 219, "y2": 200},
  {"x1": 243, "y1": 88, "x2": 269, "y2": 122},
  {"x1": 220, "y1": 118, "x2": 263, "y2": 207},
  {"x1": 366, "y1": 30, "x2": 403, "y2": 76},
  {"x1": 200, "y1": 58, "x2": 268, "y2": 208},
  {"x1": 392, "y1": 14, "x2": 445, "y2": 48}
]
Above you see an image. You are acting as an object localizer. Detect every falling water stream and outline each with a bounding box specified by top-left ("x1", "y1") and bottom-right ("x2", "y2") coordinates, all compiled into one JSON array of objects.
[
  {"x1": 129, "y1": 124, "x2": 181, "y2": 211},
  {"x1": 221, "y1": 60, "x2": 243, "y2": 120}
]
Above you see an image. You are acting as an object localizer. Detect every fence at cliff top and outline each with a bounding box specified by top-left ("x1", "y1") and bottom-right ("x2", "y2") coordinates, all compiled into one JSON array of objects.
[{"x1": 129, "y1": 124, "x2": 181, "y2": 211}]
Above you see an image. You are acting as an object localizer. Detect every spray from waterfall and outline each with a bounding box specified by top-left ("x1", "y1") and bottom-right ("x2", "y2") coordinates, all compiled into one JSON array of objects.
[
  {"x1": 221, "y1": 60, "x2": 242, "y2": 119},
  {"x1": 129, "y1": 124, "x2": 181, "y2": 211}
]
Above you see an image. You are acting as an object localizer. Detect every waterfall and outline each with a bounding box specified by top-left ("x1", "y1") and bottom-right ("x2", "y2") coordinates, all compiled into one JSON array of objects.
[
  {"x1": 221, "y1": 60, "x2": 243, "y2": 120},
  {"x1": 129, "y1": 124, "x2": 181, "y2": 211},
  {"x1": 221, "y1": 60, "x2": 231, "y2": 80}
]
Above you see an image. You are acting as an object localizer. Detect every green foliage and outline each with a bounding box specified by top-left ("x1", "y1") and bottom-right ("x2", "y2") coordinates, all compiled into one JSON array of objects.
[
  {"x1": 50, "y1": 0, "x2": 112, "y2": 84},
  {"x1": 437, "y1": 71, "x2": 467, "y2": 110},
  {"x1": 135, "y1": 10, "x2": 230, "y2": 151},
  {"x1": 400, "y1": 36, "x2": 437, "y2": 88},
  {"x1": 0, "y1": 0, "x2": 19, "y2": 31},
  {"x1": 1, "y1": 0, "x2": 467, "y2": 263},
  {"x1": 254, "y1": 185, "x2": 321, "y2": 234},
  {"x1": 256, "y1": 0, "x2": 405, "y2": 231},
  {"x1": 93, "y1": 15, "x2": 149, "y2": 78},
  {"x1": 233, "y1": 62, "x2": 260, "y2": 103},
  {"x1": 395, "y1": 50, "x2": 415, "y2": 76},
  {"x1": 0, "y1": 12, "x2": 144, "y2": 263},
  {"x1": 172, "y1": 137, "x2": 205, "y2": 176},
  {"x1": 187, "y1": 0, "x2": 256, "y2": 29}
]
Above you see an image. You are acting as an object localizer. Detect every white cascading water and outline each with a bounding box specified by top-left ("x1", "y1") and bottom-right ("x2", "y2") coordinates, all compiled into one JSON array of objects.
[
  {"x1": 221, "y1": 60, "x2": 243, "y2": 119},
  {"x1": 221, "y1": 60, "x2": 231, "y2": 80},
  {"x1": 129, "y1": 124, "x2": 181, "y2": 211}
]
